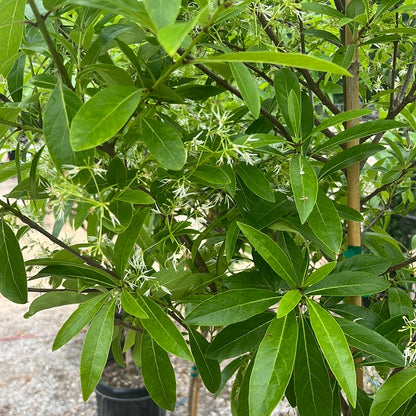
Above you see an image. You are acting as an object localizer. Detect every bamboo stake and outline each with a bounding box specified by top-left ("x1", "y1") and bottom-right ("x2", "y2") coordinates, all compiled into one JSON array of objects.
[{"x1": 344, "y1": 0, "x2": 364, "y2": 390}]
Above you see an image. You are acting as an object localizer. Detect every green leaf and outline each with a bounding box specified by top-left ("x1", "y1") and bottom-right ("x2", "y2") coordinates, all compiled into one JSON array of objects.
[
  {"x1": 206, "y1": 312, "x2": 274, "y2": 361},
  {"x1": 134, "y1": 295, "x2": 193, "y2": 361},
  {"x1": 116, "y1": 190, "x2": 155, "y2": 205},
  {"x1": 389, "y1": 287, "x2": 414, "y2": 318},
  {"x1": 301, "y1": 3, "x2": 345, "y2": 19},
  {"x1": 319, "y1": 144, "x2": 385, "y2": 178},
  {"x1": 0, "y1": 0, "x2": 25, "y2": 77},
  {"x1": 315, "y1": 120, "x2": 405, "y2": 153},
  {"x1": 335, "y1": 317, "x2": 404, "y2": 367},
  {"x1": 307, "y1": 189, "x2": 342, "y2": 254},
  {"x1": 158, "y1": 18, "x2": 198, "y2": 56},
  {"x1": 305, "y1": 271, "x2": 390, "y2": 296},
  {"x1": 107, "y1": 156, "x2": 127, "y2": 187},
  {"x1": 195, "y1": 52, "x2": 352, "y2": 76},
  {"x1": 191, "y1": 165, "x2": 231, "y2": 187},
  {"x1": 53, "y1": 293, "x2": 109, "y2": 351},
  {"x1": 113, "y1": 208, "x2": 149, "y2": 275},
  {"x1": 44, "y1": 81, "x2": 86, "y2": 169},
  {"x1": 0, "y1": 107, "x2": 21, "y2": 144},
  {"x1": 307, "y1": 299, "x2": 357, "y2": 407},
  {"x1": 141, "y1": 118, "x2": 186, "y2": 170},
  {"x1": 225, "y1": 219, "x2": 239, "y2": 263},
  {"x1": 0, "y1": 219, "x2": 27, "y2": 304},
  {"x1": 120, "y1": 289, "x2": 148, "y2": 319},
  {"x1": 303, "y1": 29, "x2": 342, "y2": 47},
  {"x1": 189, "y1": 328, "x2": 221, "y2": 393},
  {"x1": 304, "y1": 262, "x2": 336, "y2": 287},
  {"x1": 230, "y1": 62, "x2": 260, "y2": 118},
  {"x1": 141, "y1": 331, "x2": 176, "y2": 410},
  {"x1": 369, "y1": 368, "x2": 416, "y2": 416},
  {"x1": 290, "y1": 154, "x2": 318, "y2": 224},
  {"x1": 351, "y1": 389, "x2": 373, "y2": 416},
  {"x1": 80, "y1": 297, "x2": 116, "y2": 400},
  {"x1": 7, "y1": 54, "x2": 25, "y2": 102},
  {"x1": 237, "y1": 222, "x2": 298, "y2": 287},
  {"x1": 215, "y1": 356, "x2": 248, "y2": 398},
  {"x1": 335, "y1": 254, "x2": 391, "y2": 275},
  {"x1": 24, "y1": 291, "x2": 91, "y2": 318},
  {"x1": 294, "y1": 316, "x2": 333, "y2": 416},
  {"x1": 373, "y1": 0, "x2": 403, "y2": 21},
  {"x1": 276, "y1": 290, "x2": 302, "y2": 319},
  {"x1": 70, "y1": 86, "x2": 141, "y2": 151},
  {"x1": 184, "y1": 289, "x2": 278, "y2": 326},
  {"x1": 143, "y1": 0, "x2": 181, "y2": 30},
  {"x1": 329, "y1": 304, "x2": 382, "y2": 330},
  {"x1": 249, "y1": 311, "x2": 298, "y2": 416},
  {"x1": 236, "y1": 164, "x2": 275, "y2": 202}
]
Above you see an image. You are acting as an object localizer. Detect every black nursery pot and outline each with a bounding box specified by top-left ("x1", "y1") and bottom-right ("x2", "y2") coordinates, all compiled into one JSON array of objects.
[{"x1": 95, "y1": 381, "x2": 166, "y2": 416}]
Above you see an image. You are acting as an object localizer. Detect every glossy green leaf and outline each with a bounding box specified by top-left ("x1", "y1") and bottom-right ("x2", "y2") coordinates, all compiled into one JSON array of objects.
[
  {"x1": 7, "y1": 54, "x2": 25, "y2": 102},
  {"x1": 369, "y1": 368, "x2": 416, "y2": 416},
  {"x1": 335, "y1": 203, "x2": 364, "y2": 222},
  {"x1": 249, "y1": 312, "x2": 298, "y2": 416},
  {"x1": 237, "y1": 222, "x2": 297, "y2": 287},
  {"x1": 335, "y1": 254, "x2": 391, "y2": 275},
  {"x1": 134, "y1": 295, "x2": 193, "y2": 361},
  {"x1": 206, "y1": 312, "x2": 274, "y2": 361},
  {"x1": 53, "y1": 293, "x2": 109, "y2": 351},
  {"x1": 276, "y1": 290, "x2": 302, "y2": 319},
  {"x1": 141, "y1": 331, "x2": 176, "y2": 410},
  {"x1": 351, "y1": 389, "x2": 373, "y2": 416},
  {"x1": 307, "y1": 299, "x2": 356, "y2": 406},
  {"x1": 113, "y1": 208, "x2": 149, "y2": 276},
  {"x1": 225, "y1": 219, "x2": 239, "y2": 263},
  {"x1": 389, "y1": 287, "x2": 414, "y2": 318},
  {"x1": 44, "y1": 81, "x2": 85, "y2": 169},
  {"x1": 303, "y1": 29, "x2": 342, "y2": 47},
  {"x1": 184, "y1": 289, "x2": 279, "y2": 326},
  {"x1": 335, "y1": 317, "x2": 404, "y2": 367},
  {"x1": 158, "y1": 18, "x2": 197, "y2": 56},
  {"x1": 80, "y1": 297, "x2": 116, "y2": 400},
  {"x1": 191, "y1": 165, "x2": 231, "y2": 186},
  {"x1": 373, "y1": 0, "x2": 403, "y2": 21},
  {"x1": 230, "y1": 62, "x2": 260, "y2": 118},
  {"x1": 295, "y1": 316, "x2": 333, "y2": 416},
  {"x1": 0, "y1": 107, "x2": 21, "y2": 142},
  {"x1": 0, "y1": 219, "x2": 27, "y2": 304},
  {"x1": 305, "y1": 271, "x2": 389, "y2": 296},
  {"x1": 215, "y1": 356, "x2": 248, "y2": 398},
  {"x1": 70, "y1": 86, "x2": 141, "y2": 151},
  {"x1": 315, "y1": 120, "x2": 405, "y2": 153},
  {"x1": 195, "y1": 52, "x2": 352, "y2": 76},
  {"x1": 24, "y1": 291, "x2": 91, "y2": 318},
  {"x1": 189, "y1": 328, "x2": 221, "y2": 393},
  {"x1": 0, "y1": 0, "x2": 25, "y2": 76},
  {"x1": 329, "y1": 304, "x2": 382, "y2": 330},
  {"x1": 143, "y1": 0, "x2": 181, "y2": 30},
  {"x1": 304, "y1": 262, "x2": 336, "y2": 287},
  {"x1": 117, "y1": 190, "x2": 155, "y2": 205},
  {"x1": 107, "y1": 157, "x2": 127, "y2": 187},
  {"x1": 318, "y1": 144, "x2": 384, "y2": 178},
  {"x1": 290, "y1": 154, "x2": 318, "y2": 224},
  {"x1": 301, "y1": 2, "x2": 345, "y2": 19},
  {"x1": 120, "y1": 289, "x2": 148, "y2": 319},
  {"x1": 236, "y1": 164, "x2": 274, "y2": 202},
  {"x1": 142, "y1": 118, "x2": 186, "y2": 170}
]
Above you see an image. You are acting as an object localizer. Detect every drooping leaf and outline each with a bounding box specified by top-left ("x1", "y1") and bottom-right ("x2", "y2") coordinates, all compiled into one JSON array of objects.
[
  {"x1": 230, "y1": 62, "x2": 260, "y2": 118},
  {"x1": 120, "y1": 289, "x2": 148, "y2": 319},
  {"x1": 237, "y1": 222, "x2": 298, "y2": 287},
  {"x1": 290, "y1": 154, "x2": 318, "y2": 224},
  {"x1": 369, "y1": 368, "x2": 416, "y2": 416},
  {"x1": 249, "y1": 312, "x2": 298, "y2": 416},
  {"x1": 295, "y1": 316, "x2": 333, "y2": 416},
  {"x1": 134, "y1": 295, "x2": 193, "y2": 361},
  {"x1": 206, "y1": 312, "x2": 274, "y2": 361},
  {"x1": 0, "y1": 107, "x2": 21, "y2": 138},
  {"x1": 189, "y1": 328, "x2": 221, "y2": 393},
  {"x1": 80, "y1": 297, "x2": 116, "y2": 400},
  {"x1": 319, "y1": 144, "x2": 385, "y2": 178},
  {"x1": 184, "y1": 289, "x2": 279, "y2": 326},
  {"x1": 388, "y1": 286, "x2": 414, "y2": 318},
  {"x1": 195, "y1": 52, "x2": 351, "y2": 75},
  {"x1": 141, "y1": 118, "x2": 186, "y2": 170},
  {"x1": 214, "y1": 356, "x2": 248, "y2": 398},
  {"x1": 0, "y1": 0, "x2": 25, "y2": 77},
  {"x1": 53, "y1": 293, "x2": 109, "y2": 351},
  {"x1": 143, "y1": 0, "x2": 181, "y2": 30},
  {"x1": 141, "y1": 331, "x2": 176, "y2": 410},
  {"x1": 276, "y1": 290, "x2": 302, "y2": 319},
  {"x1": 305, "y1": 271, "x2": 390, "y2": 296},
  {"x1": 351, "y1": 389, "x2": 373, "y2": 416},
  {"x1": 236, "y1": 164, "x2": 275, "y2": 202},
  {"x1": 335, "y1": 317, "x2": 404, "y2": 367},
  {"x1": 307, "y1": 189, "x2": 342, "y2": 254},
  {"x1": 0, "y1": 219, "x2": 27, "y2": 304},
  {"x1": 7, "y1": 54, "x2": 25, "y2": 102},
  {"x1": 70, "y1": 86, "x2": 141, "y2": 151},
  {"x1": 113, "y1": 208, "x2": 149, "y2": 276},
  {"x1": 307, "y1": 299, "x2": 356, "y2": 407}
]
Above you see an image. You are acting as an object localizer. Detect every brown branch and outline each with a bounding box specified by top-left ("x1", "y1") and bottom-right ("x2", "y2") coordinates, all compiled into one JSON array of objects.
[
  {"x1": 387, "y1": 255, "x2": 416, "y2": 273},
  {"x1": 254, "y1": 10, "x2": 284, "y2": 50},
  {"x1": 114, "y1": 319, "x2": 143, "y2": 334}
]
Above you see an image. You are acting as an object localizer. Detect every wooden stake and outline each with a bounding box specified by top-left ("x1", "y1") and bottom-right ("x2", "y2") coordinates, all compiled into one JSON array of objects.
[{"x1": 344, "y1": 0, "x2": 364, "y2": 390}]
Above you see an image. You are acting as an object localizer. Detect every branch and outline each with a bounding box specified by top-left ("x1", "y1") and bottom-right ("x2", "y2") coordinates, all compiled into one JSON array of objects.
[
  {"x1": 387, "y1": 255, "x2": 416, "y2": 273},
  {"x1": 254, "y1": 10, "x2": 284, "y2": 50},
  {"x1": 0, "y1": 199, "x2": 120, "y2": 280},
  {"x1": 27, "y1": 0, "x2": 73, "y2": 90},
  {"x1": 0, "y1": 119, "x2": 43, "y2": 134}
]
